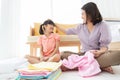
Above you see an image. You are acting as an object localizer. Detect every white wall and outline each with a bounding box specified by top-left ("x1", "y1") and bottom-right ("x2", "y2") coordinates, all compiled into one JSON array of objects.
[
  {"x1": 81, "y1": 0, "x2": 120, "y2": 19},
  {"x1": 52, "y1": 0, "x2": 82, "y2": 24}
]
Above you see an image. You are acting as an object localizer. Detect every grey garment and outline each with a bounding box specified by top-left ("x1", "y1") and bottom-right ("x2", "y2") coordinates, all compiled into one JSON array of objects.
[
  {"x1": 60, "y1": 50, "x2": 120, "y2": 68},
  {"x1": 66, "y1": 21, "x2": 112, "y2": 52}
]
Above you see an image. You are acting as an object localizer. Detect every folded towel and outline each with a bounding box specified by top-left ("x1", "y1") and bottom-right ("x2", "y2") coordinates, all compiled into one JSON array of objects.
[{"x1": 28, "y1": 61, "x2": 62, "y2": 71}]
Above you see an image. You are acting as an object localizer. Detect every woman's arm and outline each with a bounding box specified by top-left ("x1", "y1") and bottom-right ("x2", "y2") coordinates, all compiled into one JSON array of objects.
[
  {"x1": 56, "y1": 25, "x2": 66, "y2": 33},
  {"x1": 92, "y1": 47, "x2": 108, "y2": 58},
  {"x1": 92, "y1": 22, "x2": 112, "y2": 58},
  {"x1": 56, "y1": 24, "x2": 81, "y2": 35}
]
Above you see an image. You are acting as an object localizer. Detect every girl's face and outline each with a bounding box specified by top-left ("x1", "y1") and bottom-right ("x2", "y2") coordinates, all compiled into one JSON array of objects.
[
  {"x1": 44, "y1": 24, "x2": 54, "y2": 33},
  {"x1": 81, "y1": 10, "x2": 87, "y2": 23}
]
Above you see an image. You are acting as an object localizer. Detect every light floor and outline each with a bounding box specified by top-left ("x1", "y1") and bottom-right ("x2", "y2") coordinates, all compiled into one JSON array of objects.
[
  {"x1": 0, "y1": 65, "x2": 120, "y2": 80},
  {"x1": 58, "y1": 65, "x2": 120, "y2": 80},
  {"x1": 58, "y1": 66, "x2": 120, "y2": 80}
]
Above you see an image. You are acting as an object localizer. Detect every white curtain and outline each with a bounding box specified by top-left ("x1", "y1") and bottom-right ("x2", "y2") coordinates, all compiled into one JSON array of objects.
[{"x1": 0, "y1": 0, "x2": 21, "y2": 59}]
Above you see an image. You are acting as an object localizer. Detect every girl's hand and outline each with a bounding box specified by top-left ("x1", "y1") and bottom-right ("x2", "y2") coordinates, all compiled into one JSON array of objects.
[
  {"x1": 90, "y1": 50, "x2": 103, "y2": 58},
  {"x1": 41, "y1": 57, "x2": 49, "y2": 61}
]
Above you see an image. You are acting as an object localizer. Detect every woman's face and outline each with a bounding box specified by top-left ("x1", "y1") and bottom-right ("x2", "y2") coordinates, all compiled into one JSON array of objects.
[
  {"x1": 45, "y1": 24, "x2": 54, "y2": 33},
  {"x1": 81, "y1": 10, "x2": 87, "y2": 23}
]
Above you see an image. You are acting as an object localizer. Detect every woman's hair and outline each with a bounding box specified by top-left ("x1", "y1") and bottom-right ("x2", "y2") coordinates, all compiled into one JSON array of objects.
[
  {"x1": 81, "y1": 2, "x2": 102, "y2": 25},
  {"x1": 39, "y1": 19, "x2": 56, "y2": 34}
]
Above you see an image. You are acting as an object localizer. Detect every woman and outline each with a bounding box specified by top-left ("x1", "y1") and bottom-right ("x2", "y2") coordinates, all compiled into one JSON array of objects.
[
  {"x1": 56, "y1": 2, "x2": 120, "y2": 73},
  {"x1": 25, "y1": 19, "x2": 60, "y2": 64}
]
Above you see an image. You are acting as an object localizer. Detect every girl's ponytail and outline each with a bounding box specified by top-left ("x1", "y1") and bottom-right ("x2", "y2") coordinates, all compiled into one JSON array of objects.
[
  {"x1": 39, "y1": 19, "x2": 55, "y2": 34},
  {"x1": 39, "y1": 24, "x2": 44, "y2": 34}
]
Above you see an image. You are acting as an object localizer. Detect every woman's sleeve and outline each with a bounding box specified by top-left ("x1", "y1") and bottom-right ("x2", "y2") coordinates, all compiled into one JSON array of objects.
[
  {"x1": 65, "y1": 24, "x2": 81, "y2": 35},
  {"x1": 37, "y1": 36, "x2": 42, "y2": 46},
  {"x1": 99, "y1": 23, "x2": 112, "y2": 48}
]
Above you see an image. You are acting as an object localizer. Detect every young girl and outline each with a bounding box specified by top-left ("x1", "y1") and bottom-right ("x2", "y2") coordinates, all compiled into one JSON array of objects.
[{"x1": 25, "y1": 19, "x2": 60, "y2": 64}]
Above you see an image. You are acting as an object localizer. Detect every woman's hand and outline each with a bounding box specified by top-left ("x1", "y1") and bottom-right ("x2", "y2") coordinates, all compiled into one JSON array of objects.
[{"x1": 90, "y1": 50, "x2": 103, "y2": 58}]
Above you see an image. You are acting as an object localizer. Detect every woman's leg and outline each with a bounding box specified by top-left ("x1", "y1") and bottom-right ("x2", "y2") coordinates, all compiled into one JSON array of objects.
[
  {"x1": 47, "y1": 54, "x2": 60, "y2": 62},
  {"x1": 60, "y1": 51, "x2": 83, "y2": 60},
  {"x1": 96, "y1": 50, "x2": 120, "y2": 73},
  {"x1": 25, "y1": 55, "x2": 40, "y2": 64},
  {"x1": 96, "y1": 50, "x2": 120, "y2": 67}
]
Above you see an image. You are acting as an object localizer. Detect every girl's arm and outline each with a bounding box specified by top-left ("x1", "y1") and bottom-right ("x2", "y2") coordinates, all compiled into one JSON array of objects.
[
  {"x1": 40, "y1": 46, "x2": 44, "y2": 58},
  {"x1": 48, "y1": 40, "x2": 60, "y2": 57}
]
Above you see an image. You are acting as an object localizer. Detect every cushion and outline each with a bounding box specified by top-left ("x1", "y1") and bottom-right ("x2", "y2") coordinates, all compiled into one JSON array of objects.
[{"x1": 34, "y1": 23, "x2": 41, "y2": 36}]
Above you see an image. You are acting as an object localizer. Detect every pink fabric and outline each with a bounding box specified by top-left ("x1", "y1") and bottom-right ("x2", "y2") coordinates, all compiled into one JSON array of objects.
[
  {"x1": 18, "y1": 69, "x2": 50, "y2": 76},
  {"x1": 19, "y1": 71, "x2": 50, "y2": 76},
  {"x1": 62, "y1": 51, "x2": 101, "y2": 77}
]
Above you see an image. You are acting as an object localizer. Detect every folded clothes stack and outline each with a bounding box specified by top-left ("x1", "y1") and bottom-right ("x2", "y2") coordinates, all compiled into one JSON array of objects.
[{"x1": 16, "y1": 61, "x2": 62, "y2": 80}]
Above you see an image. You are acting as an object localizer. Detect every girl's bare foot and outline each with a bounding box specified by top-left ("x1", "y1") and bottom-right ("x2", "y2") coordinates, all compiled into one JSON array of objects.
[{"x1": 101, "y1": 66, "x2": 114, "y2": 74}]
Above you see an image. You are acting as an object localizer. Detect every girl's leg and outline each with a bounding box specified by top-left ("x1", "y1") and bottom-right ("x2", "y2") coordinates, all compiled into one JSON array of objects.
[
  {"x1": 47, "y1": 54, "x2": 60, "y2": 62},
  {"x1": 25, "y1": 55, "x2": 40, "y2": 64}
]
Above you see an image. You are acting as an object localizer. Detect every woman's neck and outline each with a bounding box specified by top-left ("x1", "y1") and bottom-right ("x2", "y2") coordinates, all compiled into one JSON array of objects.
[
  {"x1": 86, "y1": 22, "x2": 94, "y2": 33},
  {"x1": 87, "y1": 21, "x2": 94, "y2": 28}
]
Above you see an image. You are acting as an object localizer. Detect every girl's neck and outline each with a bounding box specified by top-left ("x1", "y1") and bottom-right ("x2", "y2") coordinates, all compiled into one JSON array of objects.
[{"x1": 44, "y1": 32, "x2": 52, "y2": 37}]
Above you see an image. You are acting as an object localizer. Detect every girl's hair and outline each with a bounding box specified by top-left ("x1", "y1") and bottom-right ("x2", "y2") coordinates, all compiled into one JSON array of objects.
[
  {"x1": 39, "y1": 19, "x2": 56, "y2": 34},
  {"x1": 81, "y1": 2, "x2": 102, "y2": 25}
]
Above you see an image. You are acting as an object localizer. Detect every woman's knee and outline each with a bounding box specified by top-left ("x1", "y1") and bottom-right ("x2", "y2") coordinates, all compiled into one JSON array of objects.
[
  {"x1": 108, "y1": 50, "x2": 120, "y2": 65},
  {"x1": 97, "y1": 50, "x2": 120, "y2": 67}
]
